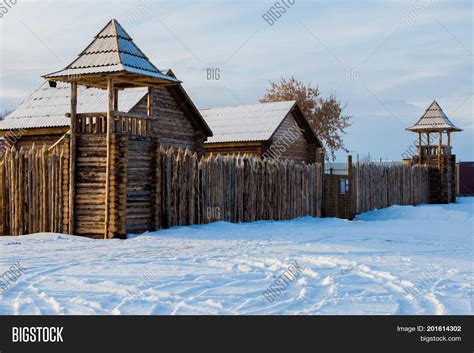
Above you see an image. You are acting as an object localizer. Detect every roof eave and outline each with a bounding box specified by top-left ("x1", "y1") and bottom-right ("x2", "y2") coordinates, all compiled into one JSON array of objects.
[
  {"x1": 406, "y1": 126, "x2": 463, "y2": 133},
  {"x1": 43, "y1": 69, "x2": 180, "y2": 90}
]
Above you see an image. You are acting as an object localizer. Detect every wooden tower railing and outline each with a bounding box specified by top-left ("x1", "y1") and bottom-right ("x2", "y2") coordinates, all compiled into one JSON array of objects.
[
  {"x1": 67, "y1": 111, "x2": 152, "y2": 137},
  {"x1": 420, "y1": 145, "x2": 452, "y2": 157}
]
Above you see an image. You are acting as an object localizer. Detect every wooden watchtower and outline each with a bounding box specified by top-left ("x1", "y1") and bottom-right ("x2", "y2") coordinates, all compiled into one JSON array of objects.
[
  {"x1": 43, "y1": 19, "x2": 180, "y2": 239},
  {"x1": 406, "y1": 101, "x2": 462, "y2": 203}
]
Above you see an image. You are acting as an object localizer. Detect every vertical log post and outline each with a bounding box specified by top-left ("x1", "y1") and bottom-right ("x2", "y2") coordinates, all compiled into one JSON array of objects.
[
  {"x1": 68, "y1": 81, "x2": 77, "y2": 235},
  {"x1": 346, "y1": 154, "x2": 353, "y2": 219},
  {"x1": 438, "y1": 131, "x2": 442, "y2": 170},
  {"x1": 105, "y1": 78, "x2": 114, "y2": 239},
  {"x1": 426, "y1": 132, "x2": 430, "y2": 153},
  {"x1": 147, "y1": 87, "x2": 154, "y2": 117},
  {"x1": 114, "y1": 89, "x2": 119, "y2": 111},
  {"x1": 438, "y1": 131, "x2": 442, "y2": 156},
  {"x1": 418, "y1": 132, "x2": 422, "y2": 165}
]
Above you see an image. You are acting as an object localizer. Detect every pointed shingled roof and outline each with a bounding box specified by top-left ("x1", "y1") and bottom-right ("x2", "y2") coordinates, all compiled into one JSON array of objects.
[
  {"x1": 406, "y1": 100, "x2": 462, "y2": 132},
  {"x1": 43, "y1": 19, "x2": 179, "y2": 89}
]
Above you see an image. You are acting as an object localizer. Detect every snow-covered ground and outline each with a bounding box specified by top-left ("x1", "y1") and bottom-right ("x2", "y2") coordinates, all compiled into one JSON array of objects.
[{"x1": 0, "y1": 198, "x2": 472, "y2": 315}]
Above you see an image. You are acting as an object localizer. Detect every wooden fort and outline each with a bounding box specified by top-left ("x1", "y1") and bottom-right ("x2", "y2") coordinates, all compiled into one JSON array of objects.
[
  {"x1": 406, "y1": 101, "x2": 462, "y2": 203},
  {"x1": 0, "y1": 20, "x2": 455, "y2": 239},
  {"x1": 0, "y1": 19, "x2": 212, "y2": 238}
]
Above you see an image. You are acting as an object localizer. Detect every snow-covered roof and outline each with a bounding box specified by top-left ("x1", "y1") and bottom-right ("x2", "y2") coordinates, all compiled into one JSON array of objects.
[
  {"x1": 0, "y1": 81, "x2": 146, "y2": 131},
  {"x1": 406, "y1": 100, "x2": 462, "y2": 133},
  {"x1": 200, "y1": 101, "x2": 301, "y2": 144},
  {"x1": 43, "y1": 19, "x2": 179, "y2": 88}
]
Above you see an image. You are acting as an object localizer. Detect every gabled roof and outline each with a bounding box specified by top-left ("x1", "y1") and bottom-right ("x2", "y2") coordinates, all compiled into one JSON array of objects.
[
  {"x1": 164, "y1": 69, "x2": 212, "y2": 137},
  {"x1": 200, "y1": 101, "x2": 321, "y2": 146},
  {"x1": 406, "y1": 100, "x2": 462, "y2": 132},
  {"x1": 0, "y1": 71, "x2": 212, "y2": 137},
  {"x1": 43, "y1": 19, "x2": 179, "y2": 89}
]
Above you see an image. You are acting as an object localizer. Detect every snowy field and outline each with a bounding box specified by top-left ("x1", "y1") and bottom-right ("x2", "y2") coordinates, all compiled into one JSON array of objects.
[{"x1": 0, "y1": 198, "x2": 472, "y2": 315}]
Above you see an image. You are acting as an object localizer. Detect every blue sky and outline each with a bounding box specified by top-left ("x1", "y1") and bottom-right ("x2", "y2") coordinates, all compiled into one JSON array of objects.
[{"x1": 0, "y1": 0, "x2": 472, "y2": 161}]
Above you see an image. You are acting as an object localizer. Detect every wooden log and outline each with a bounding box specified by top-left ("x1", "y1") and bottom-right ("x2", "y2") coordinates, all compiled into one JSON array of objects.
[
  {"x1": 104, "y1": 78, "x2": 114, "y2": 239},
  {"x1": 69, "y1": 81, "x2": 77, "y2": 235}
]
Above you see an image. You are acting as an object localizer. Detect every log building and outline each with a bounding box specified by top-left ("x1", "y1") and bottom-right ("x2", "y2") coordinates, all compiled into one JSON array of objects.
[
  {"x1": 200, "y1": 101, "x2": 324, "y2": 164},
  {"x1": 0, "y1": 19, "x2": 211, "y2": 238}
]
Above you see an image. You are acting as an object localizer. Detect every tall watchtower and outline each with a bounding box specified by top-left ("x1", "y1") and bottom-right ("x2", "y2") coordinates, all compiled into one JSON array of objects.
[{"x1": 406, "y1": 101, "x2": 462, "y2": 203}]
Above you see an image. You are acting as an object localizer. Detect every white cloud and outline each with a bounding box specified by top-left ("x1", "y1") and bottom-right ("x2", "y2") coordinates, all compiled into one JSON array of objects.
[{"x1": 0, "y1": 0, "x2": 471, "y2": 160}]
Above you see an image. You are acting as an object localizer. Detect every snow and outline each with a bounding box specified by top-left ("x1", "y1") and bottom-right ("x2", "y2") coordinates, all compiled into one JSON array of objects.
[{"x1": 0, "y1": 198, "x2": 472, "y2": 315}]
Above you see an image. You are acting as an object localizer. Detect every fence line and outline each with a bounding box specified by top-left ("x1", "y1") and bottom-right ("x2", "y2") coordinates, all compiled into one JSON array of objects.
[
  {"x1": 157, "y1": 147, "x2": 324, "y2": 228},
  {"x1": 351, "y1": 163, "x2": 430, "y2": 215},
  {"x1": 0, "y1": 144, "x2": 69, "y2": 236},
  {"x1": 0, "y1": 142, "x2": 433, "y2": 237}
]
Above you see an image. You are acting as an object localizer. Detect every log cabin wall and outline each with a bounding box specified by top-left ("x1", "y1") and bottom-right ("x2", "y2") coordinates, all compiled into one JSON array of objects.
[
  {"x1": 204, "y1": 143, "x2": 264, "y2": 158},
  {"x1": 125, "y1": 137, "x2": 157, "y2": 235},
  {"x1": 265, "y1": 111, "x2": 316, "y2": 164},
  {"x1": 4, "y1": 133, "x2": 68, "y2": 151},
  {"x1": 74, "y1": 135, "x2": 107, "y2": 238},
  {"x1": 109, "y1": 135, "x2": 128, "y2": 238},
  {"x1": 131, "y1": 87, "x2": 206, "y2": 155}
]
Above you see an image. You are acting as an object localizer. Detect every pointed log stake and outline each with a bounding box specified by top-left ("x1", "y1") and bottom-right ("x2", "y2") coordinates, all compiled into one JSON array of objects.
[
  {"x1": 105, "y1": 78, "x2": 114, "y2": 239},
  {"x1": 68, "y1": 81, "x2": 77, "y2": 235}
]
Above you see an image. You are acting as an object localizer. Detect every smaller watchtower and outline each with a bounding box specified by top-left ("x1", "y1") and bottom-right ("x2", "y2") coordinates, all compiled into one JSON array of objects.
[{"x1": 406, "y1": 100, "x2": 462, "y2": 203}]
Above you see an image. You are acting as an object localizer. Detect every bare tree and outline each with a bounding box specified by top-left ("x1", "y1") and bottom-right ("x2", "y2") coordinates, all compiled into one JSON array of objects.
[{"x1": 261, "y1": 77, "x2": 351, "y2": 160}]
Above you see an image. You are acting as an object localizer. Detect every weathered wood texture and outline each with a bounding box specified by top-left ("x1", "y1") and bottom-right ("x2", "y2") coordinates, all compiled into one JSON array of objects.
[
  {"x1": 125, "y1": 137, "x2": 156, "y2": 234},
  {"x1": 413, "y1": 154, "x2": 455, "y2": 204},
  {"x1": 1, "y1": 142, "x2": 433, "y2": 238},
  {"x1": 323, "y1": 174, "x2": 352, "y2": 219},
  {"x1": 0, "y1": 142, "x2": 70, "y2": 236},
  {"x1": 155, "y1": 147, "x2": 323, "y2": 230},
  {"x1": 351, "y1": 163, "x2": 430, "y2": 215},
  {"x1": 132, "y1": 87, "x2": 206, "y2": 155},
  {"x1": 205, "y1": 143, "x2": 264, "y2": 159},
  {"x1": 73, "y1": 135, "x2": 107, "y2": 238},
  {"x1": 1, "y1": 135, "x2": 68, "y2": 150},
  {"x1": 265, "y1": 112, "x2": 318, "y2": 164}
]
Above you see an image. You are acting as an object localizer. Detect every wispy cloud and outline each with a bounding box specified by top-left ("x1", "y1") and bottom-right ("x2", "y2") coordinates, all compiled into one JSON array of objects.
[{"x1": 0, "y1": 0, "x2": 471, "y2": 160}]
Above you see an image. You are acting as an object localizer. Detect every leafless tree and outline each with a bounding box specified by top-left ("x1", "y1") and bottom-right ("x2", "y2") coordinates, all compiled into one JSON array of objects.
[{"x1": 261, "y1": 77, "x2": 351, "y2": 160}]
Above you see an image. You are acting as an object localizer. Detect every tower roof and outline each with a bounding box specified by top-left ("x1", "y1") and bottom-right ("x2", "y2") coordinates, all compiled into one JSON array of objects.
[
  {"x1": 406, "y1": 100, "x2": 462, "y2": 133},
  {"x1": 43, "y1": 19, "x2": 179, "y2": 89}
]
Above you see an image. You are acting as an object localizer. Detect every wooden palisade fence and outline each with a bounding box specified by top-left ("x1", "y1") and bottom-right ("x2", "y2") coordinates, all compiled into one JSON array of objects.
[
  {"x1": 0, "y1": 143, "x2": 433, "y2": 237},
  {"x1": 351, "y1": 163, "x2": 430, "y2": 215},
  {"x1": 0, "y1": 144, "x2": 69, "y2": 236},
  {"x1": 156, "y1": 147, "x2": 323, "y2": 228}
]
